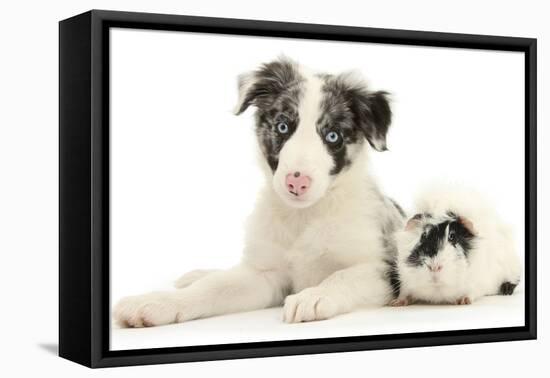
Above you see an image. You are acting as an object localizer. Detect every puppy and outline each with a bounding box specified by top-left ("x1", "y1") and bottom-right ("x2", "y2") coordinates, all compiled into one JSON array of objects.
[{"x1": 114, "y1": 57, "x2": 405, "y2": 327}]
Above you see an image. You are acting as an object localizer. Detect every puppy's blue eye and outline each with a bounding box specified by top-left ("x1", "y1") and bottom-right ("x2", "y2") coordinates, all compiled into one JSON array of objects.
[
  {"x1": 325, "y1": 131, "x2": 340, "y2": 143},
  {"x1": 277, "y1": 122, "x2": 289, "y2": 134}
]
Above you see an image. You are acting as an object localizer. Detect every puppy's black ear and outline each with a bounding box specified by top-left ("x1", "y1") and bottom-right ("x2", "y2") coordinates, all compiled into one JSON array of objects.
[
  {"x1": 354, "y1": 89, "x2": 392, "y2": 151},
  {"x1": 233, "y1": 72, "x2": 258, "y2": 115},
  {"x1": 332, "y1": 72, "x2": 392, "y2": 151},
  {"x1": 234, "y1": 57, "x2": 301, "y2": 115}
]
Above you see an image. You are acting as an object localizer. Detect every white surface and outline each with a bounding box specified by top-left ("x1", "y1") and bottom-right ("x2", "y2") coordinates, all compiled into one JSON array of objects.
[
  {"x1": 0, "y1": 0, "x2": 547, "y2": 377},
  {"x1": 110, "y1": 26, "x2": 525, "y2": 349},
  {"x1": 112, "y1": 292, "x2": 524, "y2": 350}
]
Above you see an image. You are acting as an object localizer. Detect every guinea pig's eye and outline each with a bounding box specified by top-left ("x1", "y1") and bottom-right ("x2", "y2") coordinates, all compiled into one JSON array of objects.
[
  {"x1": 277, "y1": 121, "x2": 289, "y2": 134},
  {"x1": 421, "y1": 231, "x2": 428, "y2": 240},
  {"x1": 448, "y1": 231, "x2": 456, "y2": 243},
  {"x1": 325, "y1": 131, "x2": 340, "y2": 144}
]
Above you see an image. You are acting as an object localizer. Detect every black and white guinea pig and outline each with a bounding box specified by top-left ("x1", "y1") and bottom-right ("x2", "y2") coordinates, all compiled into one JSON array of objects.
[{"x1": 391, "y1": 188, "x2": 522, "y2": 306}]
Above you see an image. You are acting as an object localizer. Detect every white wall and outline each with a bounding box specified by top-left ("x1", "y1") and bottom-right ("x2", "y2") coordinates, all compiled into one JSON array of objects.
[{"x1": 0, "y1": 0, "x2": 547, "y2": 376}]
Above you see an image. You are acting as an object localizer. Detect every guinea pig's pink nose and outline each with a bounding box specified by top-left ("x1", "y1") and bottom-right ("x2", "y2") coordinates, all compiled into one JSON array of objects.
[
  {"x1": 428, "y1": 264, "x2": 443, "y2": 272},
  {"x1": 286, "y1": 172, "x2": 311, "y2": 197}
]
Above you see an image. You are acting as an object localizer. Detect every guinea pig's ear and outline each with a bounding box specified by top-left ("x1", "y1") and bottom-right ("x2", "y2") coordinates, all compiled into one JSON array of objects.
[
  {"x1": 340, "y1": 73, "x2": 391, "y2": 151},
  {"x1": 405, "y1": 213, "x2": 424, "y2": 231},
  {"x1": 458, "y1": 216, "x2": 477, "y2": 236},
  {"x1": 233, "y1": 57, "x2": 301, "y2": 115}
]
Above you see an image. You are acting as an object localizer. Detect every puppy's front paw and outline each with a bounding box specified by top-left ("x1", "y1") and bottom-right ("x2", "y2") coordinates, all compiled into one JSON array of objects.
[
  {"x1": 113, "y1": 292, "x2": 182, "y2": 328},
  {"x1": 283, "y1": 288, "x2": 339, "y2": 323}
]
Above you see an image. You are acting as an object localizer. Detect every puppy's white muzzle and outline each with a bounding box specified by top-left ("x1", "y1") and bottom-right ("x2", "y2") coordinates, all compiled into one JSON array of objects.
[{"x1": 272, "y1": 130, "x2": 333, "y2": 208}]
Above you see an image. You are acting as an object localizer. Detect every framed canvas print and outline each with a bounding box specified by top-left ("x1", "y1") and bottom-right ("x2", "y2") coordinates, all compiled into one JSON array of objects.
[{"x1": 59, "y1": 10, "x2": 537, "y2": 368}]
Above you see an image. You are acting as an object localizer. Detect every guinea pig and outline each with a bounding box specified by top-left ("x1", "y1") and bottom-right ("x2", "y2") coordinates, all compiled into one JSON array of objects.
[{"x1": 390, "y1": 188, "x2": 522, "y2": 306}]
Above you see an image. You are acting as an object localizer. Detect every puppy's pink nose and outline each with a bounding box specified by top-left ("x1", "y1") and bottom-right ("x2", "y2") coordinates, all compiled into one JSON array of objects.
[{"x1": 286, "y1": 172, "x2": 311, "y2": 197}]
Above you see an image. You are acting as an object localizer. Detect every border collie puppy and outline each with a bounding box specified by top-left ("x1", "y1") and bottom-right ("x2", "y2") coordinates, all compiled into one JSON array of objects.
[{"x1": 114, "y1": 57, "x2": 405, "y2": 327}]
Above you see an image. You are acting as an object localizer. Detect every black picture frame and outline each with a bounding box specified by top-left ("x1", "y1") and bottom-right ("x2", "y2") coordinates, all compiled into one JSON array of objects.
[{"x1": 59, "y1": 9, "x2": 537, "y2": 368}]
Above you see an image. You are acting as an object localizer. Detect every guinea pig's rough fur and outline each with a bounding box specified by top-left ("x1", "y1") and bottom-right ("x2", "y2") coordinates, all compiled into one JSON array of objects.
[{"x1": 391, "y1": 187, "x2": 522, "y2": 306}]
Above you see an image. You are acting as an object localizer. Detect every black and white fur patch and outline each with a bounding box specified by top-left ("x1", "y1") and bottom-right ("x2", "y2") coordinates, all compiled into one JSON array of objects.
[
  {"x1": 499, "y1": 281, "x2": 517, "y2": 295},
  {"x1": 235, "y1": 59, "x2": 305, "y2": 172},
  {"x1": 406, "y1": 214, "x2": 476, "y2": 267},
  {"x1": 235, "y1": 57, "x2": 391, "y2": 176},
  {"x1": 318, "y1": 73, "x2": 391, "y2": 174}
]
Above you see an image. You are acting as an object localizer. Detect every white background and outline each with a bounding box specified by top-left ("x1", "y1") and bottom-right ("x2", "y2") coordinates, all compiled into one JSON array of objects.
[
  {"x1": 0, "y1": 0, "x2": 547, "y2": 376},
  {"x1": 110, "y1": 28, "x2": 525, "y2": 349}
]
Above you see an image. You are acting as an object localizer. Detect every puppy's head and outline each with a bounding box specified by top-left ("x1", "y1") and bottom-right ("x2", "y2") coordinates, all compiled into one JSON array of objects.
[{"x1": 235, "y1": 57, "x2": 392, "y2": 208}]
